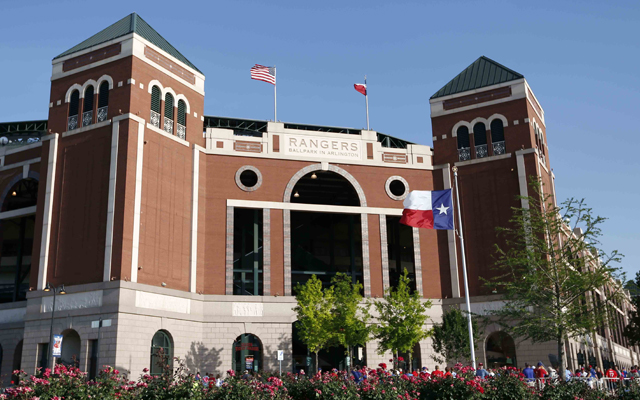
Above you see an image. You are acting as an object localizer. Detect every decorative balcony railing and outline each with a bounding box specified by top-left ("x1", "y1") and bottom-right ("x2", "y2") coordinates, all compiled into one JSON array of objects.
[
  {"x1": 150, "y1": 110, "x2": 160, "y2": 128},
  {"x1": 177, "y1": 124, "x2": 186, "y2": 140},
  {"x1": 492, "y1": 141, "x2": 506, "y2": 155},
  {"x1": 458, "y1": 147, "x2": 471, "y2": 161},
  {"x1": 67, "y1": 115, "x2": 78, "y2": 131},
  {"x1": 164, "y1": 117, "x2": 173, "y2": 134},
  {"x1": 97, "y1": 106, "x2": 108, "y2": 122},
  {"x1": 82, "y1": 110, "x2": 93, "y2": 127},
  {"x1": 475, "y1": 144, "x2": 488, "y2": 158}
]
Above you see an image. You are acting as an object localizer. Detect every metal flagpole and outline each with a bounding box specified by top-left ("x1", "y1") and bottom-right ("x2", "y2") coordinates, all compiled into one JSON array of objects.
[
  {"x1": 451, "y1": 165, "x2": 477, "y2": 369},
  {"x1": 364, "y1": 75, "x2": 370, "y2": 130},
  {"x1": 274, "y1": 66, "x2": 277, "y2": 122}
]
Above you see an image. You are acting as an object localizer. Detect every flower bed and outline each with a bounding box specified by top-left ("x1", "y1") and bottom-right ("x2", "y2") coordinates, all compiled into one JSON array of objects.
[{"x1": 3, "y1": 363, "x2": 640, "y2": 400}]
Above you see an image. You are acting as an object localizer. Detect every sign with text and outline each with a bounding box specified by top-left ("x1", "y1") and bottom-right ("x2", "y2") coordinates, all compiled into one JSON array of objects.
[
  {"x1": 52, "y1": 335, "x2": 63, "y2": 358},
  {"x1": 245, "y1": 356, "x2": 254, "y2": 370},
  {"x1": 277, "y1": 350, "x2": 284, "y2": 361},
  {"x1": 283, "y1": 134, "x2": 362, "y2": 161}
]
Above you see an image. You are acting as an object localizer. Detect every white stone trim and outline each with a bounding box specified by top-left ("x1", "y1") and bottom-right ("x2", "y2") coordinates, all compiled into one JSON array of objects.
[
  {"x1": 228, "y1": 199, "x2": 402, "y2": 216},
  {"x1": 147, "y1": 79, "x2": 164, "y2": 94},
  {"x1": 282, "y1": 163, "x2": 367, "y2": 206},
  {"x1": 146, "y1": 123, "x2": 189, "y2": 147},
  {"x1": 469, "y1": 117, "x2": 489, "y2": 129},
  {"x1": 37, "y1": 134, "x2": 58, "y2": 290},
  {"x1": 175, "y1": 94, "x2": 191, "y2": 114},
  {"x1": 451, "y1": 121, "x2": 472, "y2": 137},
  {"x1": 412, "y1": 227, "x2": 423, "y2": 296},
  {"x1": 384, "y1": 175, "x2": 409, "y2": 201},
  {"x1": 487, "y1": 113, "x2": 509, "y2": 127},
  {"x1": 103, "y1": 121, "x2": 119, "y2": 282},
  {"x1": 64, "y1": 84, "x2": 82, "y2": 103},
  {"x1": 515, "y1": 150, "x2": 530, "y2": 210},
  {"x1": 379, "y1": 215, "x2": 390, "y2": 291},
  {"x1": 130, "y1": 120, "x2": 145, "y2": 283},
  {"x1": 163, "y1": 87, "x2": 177, "y2": 102},
  {"x1": 0, "y1": 206, "x2": 37, "y2": 221},
  {"x1": 81, "y1": 79, "x2": 98, "y2": 98},
  {"x1": 235, "y1": 165, "x2": 263, "y2": 192},
  {"x1": 189, "y1": 147, "x2": 200, "y2": 292},
  {"x1": 225, "y1": 207, "x2": 234, "y2": 295},
  {"x1": 96, "y1": 75, "x2": 114, "y2": 92},
  {"x1": 430, "y1": 79, "x2": 526, "y2": 118},
  {"x1": 442, "y1": 165, "x2": 460, "y2": 298},
  {"x1": 454, "y1": 152, "x2": 512, "y2": 167},
  {"x1": 62, "y1": 119, "x2": 111, "y2": 137},
  {"x1": 361, "y1": 213, "x2": 371, "y2": 297},
  {"x1": 0, "y1": 157, "x2": 41, "y2": 172}
]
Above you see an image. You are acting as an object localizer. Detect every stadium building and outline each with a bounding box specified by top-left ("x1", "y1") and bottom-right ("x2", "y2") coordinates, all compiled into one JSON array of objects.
[{"x1": 0, "y1": 13, "x2": 636, "y2": 382}]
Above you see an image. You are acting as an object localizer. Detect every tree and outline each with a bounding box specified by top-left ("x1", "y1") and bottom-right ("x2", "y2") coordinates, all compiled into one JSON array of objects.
[
  {"x1": 623, "y1": 271, "x2": 640, "y2": 345},
  {"x1": 431, "y1": 308, "x2": 482, "y2": 365},
  {"x1": 329, "y1": 273, "x2": 371, "y2": 372},
  {"x1": 293, "y1": 275, "x2": 334, "y2": 373},
  {"x1": 488, "y1": 180, "x2": 624, "y2": 381},
  {"x1": 372, "y1": 269, "x2": 432, "y2": 370}
]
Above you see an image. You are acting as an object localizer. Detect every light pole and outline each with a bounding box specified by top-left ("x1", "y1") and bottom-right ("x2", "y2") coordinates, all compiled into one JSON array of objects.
[{"x1": 44, "y1": 282, "x2": 66, "y2": 369}]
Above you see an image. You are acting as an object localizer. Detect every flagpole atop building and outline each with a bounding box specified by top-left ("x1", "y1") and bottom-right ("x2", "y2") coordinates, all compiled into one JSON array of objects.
[
  {"x1": 274, "y1": 66, "x2": 277, "y2": 122},
  {"x1": 451, "y1": 165, "x2": 477, "y2": 369},
  {"x1": 364, "y1": 75, "x2": 370, "y2": 130}
]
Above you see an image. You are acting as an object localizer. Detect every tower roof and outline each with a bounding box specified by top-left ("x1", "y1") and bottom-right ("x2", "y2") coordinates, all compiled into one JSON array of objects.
[
  {"x1": 431, "y1": 56, "x2": 523, "y2": 99},
  {"x1": 54, "y1": 13, "x2": 201, "y2": 73}
]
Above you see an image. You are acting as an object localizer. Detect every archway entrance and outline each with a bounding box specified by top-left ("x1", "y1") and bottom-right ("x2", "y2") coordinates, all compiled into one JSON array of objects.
[
  {"x1": 399, "y1": 342, "x2": 421, "y2": 372},
  {"x1": 59, "y1": 329, "x2": 81, "y2": 368},
  {"x1": 292, "y1": 322, "x2": 366, "y2": 373},
  {"x1": 232, "y1": 334, "x2": 263, "y2": 374},
  {"x1": 0, "y1": 178, "x2": 37, "y2": 303},
  {"x1": 485, "y1": 331, "x2": 517, "y2": 368},
  {"x1": 289, "y1": 171, "x2": 364, "y2": 290}
]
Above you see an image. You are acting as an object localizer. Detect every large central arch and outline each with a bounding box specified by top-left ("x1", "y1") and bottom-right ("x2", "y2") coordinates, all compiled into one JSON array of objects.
[{"x1": 282, "y1": 164, "x2": 370, "y2": 297}]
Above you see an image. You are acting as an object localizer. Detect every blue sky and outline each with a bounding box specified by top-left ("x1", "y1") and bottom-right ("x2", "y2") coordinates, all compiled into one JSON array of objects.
[{"x1": 1, "y1": 0, "x2": 638, "y2": 279}]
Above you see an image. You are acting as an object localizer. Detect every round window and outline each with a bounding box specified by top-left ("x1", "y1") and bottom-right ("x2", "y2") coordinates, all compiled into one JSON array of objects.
[
  {"x1": 235, "y1": 166, "x2": 262, "y2": 192},
  {"x1": 385, "y1": 176, "x2": 409, "y2": 201}
]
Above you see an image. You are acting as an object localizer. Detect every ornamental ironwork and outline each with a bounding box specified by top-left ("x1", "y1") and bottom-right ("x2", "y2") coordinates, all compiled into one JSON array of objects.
[
  {"x1": 68, "y1": 115, "x2": 78, "y2": 131},
  {"x1": 82, "y1": 110, "x2": 93, "y2": 127},
  {"x1": 475, "y1": 144, "x2": 488, "y2": 158},
  {"x1": 97, "y1": 106, "x2": 108, "y2": 122},
  {"x1": 150, "y1": 110, "x2": 160, "y2": 128},
  {"x1": 458, "y1": 147, "x2": 470, "y2": 161},
  {"x1": 177, "y1": 124, "x2": 186, "y2": 140},
  {"x1": 493, "y1": 141, "x2": 506, "y2": 155},
  {"x1": 164, "y1": 117, "x2": 173, "y2": 134}
]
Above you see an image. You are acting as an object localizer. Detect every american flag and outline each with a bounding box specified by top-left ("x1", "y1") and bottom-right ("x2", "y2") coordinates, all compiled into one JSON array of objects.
[{"x1": 250, "y1": 64, "x2": 276, "y2": 85}]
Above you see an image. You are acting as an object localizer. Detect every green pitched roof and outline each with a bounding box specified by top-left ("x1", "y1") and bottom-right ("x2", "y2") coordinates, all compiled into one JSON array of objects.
[
  {"x1": 431, "y1": 56, "x2": 523, "y2": 99},
  {"x1": 54, "y1": 13, "x2": 201, "y2": 73}
]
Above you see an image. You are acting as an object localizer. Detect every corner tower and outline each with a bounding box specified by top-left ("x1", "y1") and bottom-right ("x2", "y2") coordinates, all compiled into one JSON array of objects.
[{"x1": 430, "y1": 56, "x2": 554, "y2": 297}]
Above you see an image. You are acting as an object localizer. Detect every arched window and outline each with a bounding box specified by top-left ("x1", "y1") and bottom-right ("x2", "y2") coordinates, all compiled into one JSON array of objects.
[
  {"x1": 82, "y1": 86, "x2": 94, "y2": 127},
  {"x1": 490, "y1": 119, "x2": 505, "y2": 155},
  {"x1": 177, "y1": 99, "x2": 187, "y2": 140},
  {"x1": 164, "y1": 94, "x2": 174, "y2": 134},
  {"x1": 150, "y1": 86, "x2": 161, "y2": 128},
  {"x1": 232, "y1": 334, "x2": 263, "y2": 374},
  {"x1": 68, "y1": 90, "x2": 80, "y2": 131},
  {"x1": 485, "y1": 331, "x2": 517, "y2": 368},
  {"x1": 456, "y1": 126, "x2": 470, "y2": 161},
  {"x1": 97, "y1": 81, "x2": 109, "y2": 122},
  {"x1": 473, "y1": 123, "x2": 487, "y2": 158},
  {"x1": 150, "y1": 330, "x2": 173, "y2": 376}
]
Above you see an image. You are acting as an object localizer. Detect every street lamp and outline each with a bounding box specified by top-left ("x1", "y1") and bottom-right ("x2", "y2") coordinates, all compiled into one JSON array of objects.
[{"x1": 44, "y1": 282, "x2": 66, "y2": 369}]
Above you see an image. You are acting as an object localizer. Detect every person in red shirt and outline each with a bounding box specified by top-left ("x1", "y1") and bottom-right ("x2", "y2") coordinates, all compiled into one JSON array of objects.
[
  {"x1": 606, "y1": 365, "x2": 619, "y2": 390},
  {"x1": 431, "y1": 365, "x2": 444, "y2": 378},
  {"x1": 444, "y1": 367, "x2": 452, "y2": 378}
]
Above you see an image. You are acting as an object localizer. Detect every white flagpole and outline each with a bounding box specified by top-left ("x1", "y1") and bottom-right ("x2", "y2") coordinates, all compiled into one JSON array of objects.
[
  {"x1": 452, "y1": 165, "x2": 477, "y2": 369},
  {"x1": 364, "y1": 75, "x2": 370, "y2": 130},
  {"x1": 274, "y1": 66, "x2": 277, "y2": 122}
]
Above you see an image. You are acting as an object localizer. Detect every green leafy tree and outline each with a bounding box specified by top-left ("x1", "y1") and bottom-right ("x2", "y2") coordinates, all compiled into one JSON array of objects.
[
  {"x1": 623, "y1": 271, "x2": 640, "y2": 345},
  {"x1": 329, "y1": 273, "x2": 371, "y2": 371},
  {"x1": 372, "y1": 269, "x2": 432, "y2": 370},
  {"x1": 488, "y1": 180, "x2": 624, "y2": 381},
  {"x1": 293, "y1": 275, "x2": 334, "y2": 373},
  {"x1": 431, "y1": 308, "x2": 482, "y2": 365}
]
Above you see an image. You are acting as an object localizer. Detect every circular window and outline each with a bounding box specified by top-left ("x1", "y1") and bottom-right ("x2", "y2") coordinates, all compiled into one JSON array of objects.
[
  {"x1": 385, "y1": 176, "x2": 409, "y2": 201},
  {"x1": 235, "y1": 166, "x2": 262, "y2": 192}
]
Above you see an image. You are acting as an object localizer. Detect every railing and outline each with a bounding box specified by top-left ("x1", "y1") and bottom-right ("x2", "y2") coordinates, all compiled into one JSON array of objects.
[
  {"x1": 67, "y1": 115, "x2": 78, "y2": 131},
  {"x1": 163, "y1": 117, "x2": 173, "y2": 134},
  {"x1": 150, "y1": 110, "x2": 160, "y2": 128},
  {"x1": 458, "y1": 147, "x2": 471, "y2": 161},
  {"x1": 97, "y1": 106, "x2": 108, "y2": 122},
  {"x1": 475, "y1": 144, "x2": 488, "y2": 158},
  {"x1": 177, "y1": 123, "x2": 186, "y2": 140},
  {"x1": 82, "y1": 110, "x2": 93, "y2": 127},
  {"x1": 492, "y1": 141, "x2": 505, "y2": 155}
]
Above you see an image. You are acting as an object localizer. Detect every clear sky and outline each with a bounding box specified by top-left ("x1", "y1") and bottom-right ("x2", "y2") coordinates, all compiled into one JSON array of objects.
[{"x1": 1, "y1": 0, "x2": 638, "y2": 278}]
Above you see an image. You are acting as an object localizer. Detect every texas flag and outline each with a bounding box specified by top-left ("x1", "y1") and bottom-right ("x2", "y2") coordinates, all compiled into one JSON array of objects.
[{"x1": 400, "y1": 189, "x2": 454, "y2": 230}]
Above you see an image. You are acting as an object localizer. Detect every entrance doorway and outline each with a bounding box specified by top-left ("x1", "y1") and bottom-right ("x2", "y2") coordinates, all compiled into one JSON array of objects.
[
  {"x1": 485, "y1": 331, "x2": 517, "y2": 368},
  {"x1": 232, "y1": 334, "x2": 263, "y2": 374}
]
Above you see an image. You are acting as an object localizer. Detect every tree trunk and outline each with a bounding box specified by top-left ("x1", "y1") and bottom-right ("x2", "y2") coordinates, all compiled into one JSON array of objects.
[
  {"x1": 408, "y1": 351, "x2": 413, "y2": 373},
  {"x1": 558, "y1": 331, "x2": 565, "y2": 382},
  {"x1": 347, "y1": 345, "x2": 352, "y2": 373},
  {"x1": 315, "y1": 351, "x2": 319, "y2": 375}
]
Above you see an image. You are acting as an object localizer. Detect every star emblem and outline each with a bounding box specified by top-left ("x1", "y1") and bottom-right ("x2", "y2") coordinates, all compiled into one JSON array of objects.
[{"x1": 435, "y1": 203, "x2": 449, "y2": 215}]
